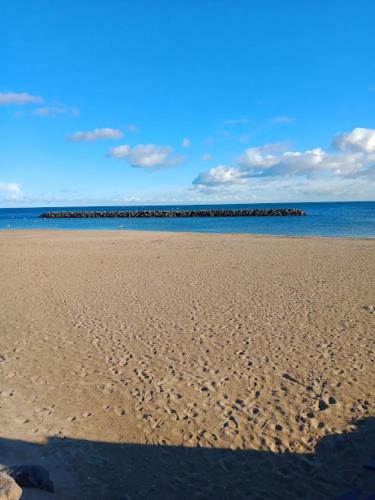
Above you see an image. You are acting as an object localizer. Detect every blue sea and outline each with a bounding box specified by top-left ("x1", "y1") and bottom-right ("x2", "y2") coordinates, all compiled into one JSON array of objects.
[{"x1": 0, "y1": 202, "x2": 374, "y2": 238}]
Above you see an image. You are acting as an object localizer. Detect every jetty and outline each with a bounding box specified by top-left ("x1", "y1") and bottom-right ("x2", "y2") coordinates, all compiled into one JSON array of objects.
[{"x1": 39, "y1": 208, "x2": 306, "y2": 218}]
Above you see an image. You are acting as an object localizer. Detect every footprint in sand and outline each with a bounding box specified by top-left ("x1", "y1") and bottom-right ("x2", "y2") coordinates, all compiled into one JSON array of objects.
[
  {"x1": 37, "y1": 407, "x2": 54, "y2": 416},
  {"x1": 0, "y1": 390, "x2": 15, "y2": 397},
  {"x1": 114, "y1": 406, "x2": 126, "y2": 416},
  {"x1": 362, "y1": 304, "x2": 374, "y2": 313},
  {"x1": 97, "y1": 382, "x2": 115, "y2": 394}
]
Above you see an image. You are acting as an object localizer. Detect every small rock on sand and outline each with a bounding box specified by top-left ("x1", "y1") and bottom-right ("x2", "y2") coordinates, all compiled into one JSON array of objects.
[
  {"x1": 4, "y1": 465, "x2": 54, "y2": 493},
  {"x1": 318, "y1": 400, "x2": 329, "y2": 411},
  {"x1": 0, "y1": 472, "x2": 22, "y2": 500}
]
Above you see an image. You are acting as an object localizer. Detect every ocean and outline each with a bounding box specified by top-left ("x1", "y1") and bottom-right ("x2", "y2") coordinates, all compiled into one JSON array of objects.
[{"x1": 0, "y1": 201, "x2": 374, "y2": 238}]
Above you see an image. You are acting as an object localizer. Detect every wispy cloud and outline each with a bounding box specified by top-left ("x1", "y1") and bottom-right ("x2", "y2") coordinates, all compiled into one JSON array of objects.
[
  {"x1": 0, "y1": 182, "x2": 23, "y2": 200},
  {"x1": 125, "y1": 124, "x2": 139, "y2": 133},
  {"x1": 33, "y1": 106, "x2": 79, "y2": 117},
  {"x1": 202, "y1": 153, "x2": 213, "y2": 161},
  {"x1": 222, "y1": 118, "x2": 251, "y2": 126},
  {"x1": 237, "y1": 133, "x2": 251, "y2": 144},
  {"x1": 0, "y1": 92, "x2": 43, "y2": 106},
  {"x1": 108, "y1": 144, "x2": 185, "y2": 169},
  {"x1": 192, "y1": 175, "x2": 375, "y2": 202},
  {"x1": 271, "y1": 116, "x2": 294, "y2": 124},
  {"x1": 67, "y1": 128, "x2": 123, "y2": 142},
  {"x1": 181, "y1": 137, "x2": 191, "y2": 148}
]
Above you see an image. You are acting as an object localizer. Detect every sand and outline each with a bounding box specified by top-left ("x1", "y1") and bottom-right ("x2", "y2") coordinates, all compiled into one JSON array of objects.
[{"x1": 0, "y1": 230, "x2": 374, "y2": 499}]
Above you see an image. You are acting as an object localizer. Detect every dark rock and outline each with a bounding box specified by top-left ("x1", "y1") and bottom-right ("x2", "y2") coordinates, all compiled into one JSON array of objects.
[
  {"x1": 2, "y1": 465, "x2": 54, "y2": 493},
  {"x1": 39, "y1": 208, "x2": 306, "y2": 219},
  {"x1": 318, "y1": 400, "x2": 329, "y2": 411}
]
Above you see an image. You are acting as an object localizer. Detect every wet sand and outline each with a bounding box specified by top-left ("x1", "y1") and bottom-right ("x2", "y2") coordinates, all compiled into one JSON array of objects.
[{"x1": 0, "y1": 230, "x2": 374, "y2": 499}]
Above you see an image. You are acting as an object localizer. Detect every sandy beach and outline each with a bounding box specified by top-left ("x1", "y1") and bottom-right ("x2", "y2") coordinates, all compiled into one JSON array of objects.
[{"x1": 0, "y1": 230, "x2": 374, "y2": 499}]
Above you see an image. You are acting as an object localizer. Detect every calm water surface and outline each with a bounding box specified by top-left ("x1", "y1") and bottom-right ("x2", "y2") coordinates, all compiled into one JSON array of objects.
[{"x1": 0, "y1": 202, "x2": 374, "y2": 238}]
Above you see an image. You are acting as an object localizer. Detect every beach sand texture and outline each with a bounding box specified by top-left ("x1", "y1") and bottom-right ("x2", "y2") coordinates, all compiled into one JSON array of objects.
[{"x1": 0, "y1": 231, "x2": 374, "y2": 499}]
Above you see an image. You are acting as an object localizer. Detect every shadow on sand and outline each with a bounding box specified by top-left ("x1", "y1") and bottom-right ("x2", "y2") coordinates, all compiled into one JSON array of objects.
[{"x1": 0, "y1": 417, "x2": 374, "y2": 500}]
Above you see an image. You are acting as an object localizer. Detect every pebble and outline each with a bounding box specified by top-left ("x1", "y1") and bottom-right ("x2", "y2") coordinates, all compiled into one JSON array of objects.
[{"x1": 318, "y1": 400, "x2": 329, "y2": 411}]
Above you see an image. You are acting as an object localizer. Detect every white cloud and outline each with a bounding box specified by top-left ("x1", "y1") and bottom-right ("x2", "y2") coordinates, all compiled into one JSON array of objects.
[
  {"x1": 181, "y1": 138, "x2": 191, "y2": 148},
  {"x1": 193, "y1": 166, "x2": 247, "y2": 187},
  {"x1": 33, "y1": 106, "x2": 79, "y2": 117},
  {"x1": 108, "y1": 144, "x2": 185, "y2": 169},
  {"x1": 107, "y1": 145, "x2": 131, "y2": 158},
  {"x1": 333, "y1": 127, "x2": 375, "y2": 153},
  {"x1": 0, "y1": 92, "x2": 43, "y2": 106},
  {"x1": 236, "y1": 145, "x2": 333, "y2": 177},
  {"x1": 67, "y1": 128, "x2": 123, "y2": 142},
  {"x1": 0, "y1": 182, "x2": 23, "y2": 200},
  {"x1": 193, "y1": 128, "x2": 375, "y2": 189}
]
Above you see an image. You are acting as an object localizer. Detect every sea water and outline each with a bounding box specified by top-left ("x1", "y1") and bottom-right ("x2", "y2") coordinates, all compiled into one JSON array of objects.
[{"x1": 0, "y1": 202, "x2": 374, "y2": 238}]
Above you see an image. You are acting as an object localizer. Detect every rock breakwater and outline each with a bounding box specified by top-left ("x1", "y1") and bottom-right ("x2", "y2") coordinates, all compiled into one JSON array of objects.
[
  {"x1": 40, "y1": 208, "x2": 306, "y2": 219},
  {"x1": 39, "y1": 208, "x2": 306, "y2": 219}
]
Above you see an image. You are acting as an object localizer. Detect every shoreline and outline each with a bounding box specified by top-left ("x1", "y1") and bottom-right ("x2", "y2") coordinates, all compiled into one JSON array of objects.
[{"x1": 1, "y1": 228, "x2": 375, "y2": 241}]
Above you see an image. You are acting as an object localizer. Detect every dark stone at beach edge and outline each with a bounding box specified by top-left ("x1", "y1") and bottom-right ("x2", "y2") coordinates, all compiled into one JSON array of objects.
[
  {"x1": 39, "y1": 208, "x2": 306, "y2": 219},
  {"x1": 0, "y1": 465, "x2": 54, "y2": 493}
]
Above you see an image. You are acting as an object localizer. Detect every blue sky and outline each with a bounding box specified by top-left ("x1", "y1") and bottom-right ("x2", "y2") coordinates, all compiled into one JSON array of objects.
[{"x1": 1, "y1": 0, "x2": 374, "y2": 206}]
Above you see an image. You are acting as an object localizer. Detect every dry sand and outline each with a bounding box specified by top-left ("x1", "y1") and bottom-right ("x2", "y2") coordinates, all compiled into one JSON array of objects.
[{"x1": 0, "y1": 230, "x2": 374, "y2": 499}]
